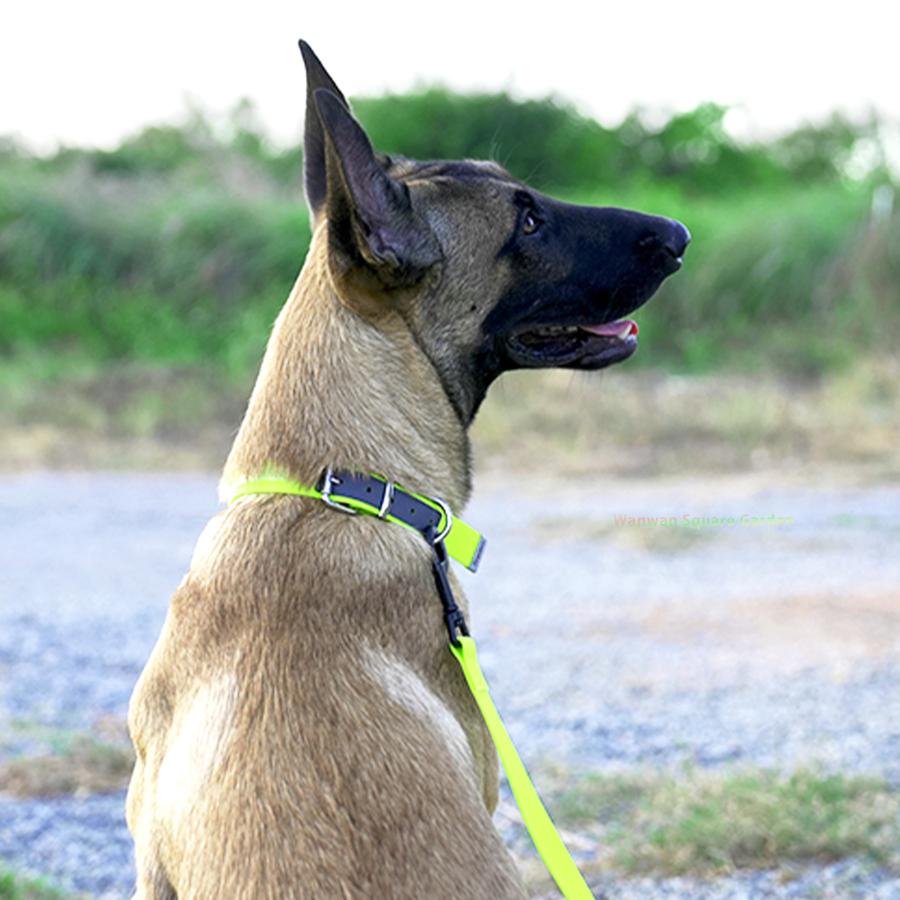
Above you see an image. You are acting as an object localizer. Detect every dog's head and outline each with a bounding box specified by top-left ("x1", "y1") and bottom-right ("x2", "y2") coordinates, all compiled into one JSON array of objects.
[{"x1": 300, "y1": 41, "x2": 689, "y2": 424}]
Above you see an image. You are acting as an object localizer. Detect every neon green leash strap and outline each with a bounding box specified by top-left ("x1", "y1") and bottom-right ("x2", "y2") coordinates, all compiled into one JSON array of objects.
[
  {"x1": 450, "y1": 637, "x2": 595, "y2": 900},
  {"x1": 228, "y1": 470, "x2": 485, "y2": 572}
]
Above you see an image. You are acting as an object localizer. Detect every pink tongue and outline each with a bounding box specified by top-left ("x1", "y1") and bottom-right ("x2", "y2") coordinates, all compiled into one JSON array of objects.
[{"x1": 580, "y1": 319, "x2": 639, "y2": 338}]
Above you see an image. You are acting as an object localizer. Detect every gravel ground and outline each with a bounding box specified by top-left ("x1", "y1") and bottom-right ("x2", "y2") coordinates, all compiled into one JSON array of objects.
[{"x1": 1, "y1": 470, "x2": 899, "y2": 898}]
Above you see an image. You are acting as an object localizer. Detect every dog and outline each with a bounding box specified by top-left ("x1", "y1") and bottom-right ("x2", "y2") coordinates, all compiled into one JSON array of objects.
[{"x1": 125, "y1": 40, "x2": 689, "y2": 899}]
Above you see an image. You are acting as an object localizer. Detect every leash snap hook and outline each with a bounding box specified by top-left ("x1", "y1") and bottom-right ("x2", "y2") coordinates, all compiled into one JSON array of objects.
[{"x1": 425, "y1": 525, "x2": 469, "y2": 647}]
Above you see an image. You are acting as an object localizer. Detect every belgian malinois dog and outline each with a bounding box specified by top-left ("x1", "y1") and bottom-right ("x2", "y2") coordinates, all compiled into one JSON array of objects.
[{"x1": 126, "y1": 41, "x2": 689, "y2": 899}]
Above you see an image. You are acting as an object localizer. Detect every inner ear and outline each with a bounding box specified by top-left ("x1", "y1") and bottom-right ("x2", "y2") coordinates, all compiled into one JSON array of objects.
[{"x1": 313, "y1": 88, "x2": 441, "y2": 293}]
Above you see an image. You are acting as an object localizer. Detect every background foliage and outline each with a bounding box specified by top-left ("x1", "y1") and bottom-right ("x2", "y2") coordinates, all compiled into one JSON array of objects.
[{"x1": 1, "y1": 89, "x2": 897, "y2": 385}]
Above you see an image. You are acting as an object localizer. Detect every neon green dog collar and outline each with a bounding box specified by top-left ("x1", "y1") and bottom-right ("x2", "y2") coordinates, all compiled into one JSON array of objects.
[{"x1": 228, "y1": 467, "x2": 486, "y2": 572}]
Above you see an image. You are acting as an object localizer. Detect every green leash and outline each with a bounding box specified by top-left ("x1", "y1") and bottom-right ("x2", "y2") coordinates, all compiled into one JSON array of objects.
[
  {"x1": 229, "y1": 468, "x2": 595, "y2": 899},
  {"x1": 450, "y1": 637, "x2": 594, "y2": 900}
]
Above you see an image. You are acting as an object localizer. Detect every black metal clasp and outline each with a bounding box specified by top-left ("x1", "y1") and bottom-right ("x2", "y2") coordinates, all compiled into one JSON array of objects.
[{"x1": 424, "y1": 524, "x2": 469, "y2": 646}]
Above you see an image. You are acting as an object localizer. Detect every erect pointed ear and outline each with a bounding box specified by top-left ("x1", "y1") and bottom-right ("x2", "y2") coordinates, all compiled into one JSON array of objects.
[
  {"x1": 312, "y1": 87, "x2": 441, "y2": 293},
  {"x1": 298, "y1": 40, "x2": 349, "y2": 221}
]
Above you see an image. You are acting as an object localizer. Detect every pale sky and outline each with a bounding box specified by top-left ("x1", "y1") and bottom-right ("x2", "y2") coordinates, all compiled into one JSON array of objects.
[{"x1": 3, "y1": 0, "x2": 896, "y2": 151}]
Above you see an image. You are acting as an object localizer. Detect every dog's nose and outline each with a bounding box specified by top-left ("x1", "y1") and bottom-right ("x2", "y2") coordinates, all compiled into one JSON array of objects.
[
  {"x1": 637, "y1": 218, "x2": 691, "y2": 270},
  {"x1": 662, "y1": 219, "x2": 691, "y2": 261}
]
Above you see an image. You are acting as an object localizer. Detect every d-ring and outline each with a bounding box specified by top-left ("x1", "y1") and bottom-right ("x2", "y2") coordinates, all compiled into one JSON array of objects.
[{"x1": 431, "y1": 496, "x2": 453, "y2": 543}]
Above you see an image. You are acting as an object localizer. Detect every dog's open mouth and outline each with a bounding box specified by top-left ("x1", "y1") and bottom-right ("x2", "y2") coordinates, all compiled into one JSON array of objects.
[{"x1": 504, "y1": 318, "x2": 640, "y2": 370}]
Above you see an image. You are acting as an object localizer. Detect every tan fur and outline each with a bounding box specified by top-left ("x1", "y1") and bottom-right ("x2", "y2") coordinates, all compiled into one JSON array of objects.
[
  {"x1": 125, "y1": 37, "x2": 691, "y2": 896},
  {"x1": 126, "y1": 215, "x2": 528, "y2": 898}
]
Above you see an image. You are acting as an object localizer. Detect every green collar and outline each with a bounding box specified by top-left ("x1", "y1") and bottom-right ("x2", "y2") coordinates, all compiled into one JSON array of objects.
[{"x1": 229, "y1": 467, "x2": 486, "y2": 572}]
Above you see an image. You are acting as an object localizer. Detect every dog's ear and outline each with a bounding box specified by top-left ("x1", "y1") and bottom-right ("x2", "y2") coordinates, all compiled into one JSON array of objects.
[
  {"x1": 312, "y1": 87, "x2": 441, "y2": 296},
  {"x1": 299, "y1": 40, "x2": 349, "y2": 221}
]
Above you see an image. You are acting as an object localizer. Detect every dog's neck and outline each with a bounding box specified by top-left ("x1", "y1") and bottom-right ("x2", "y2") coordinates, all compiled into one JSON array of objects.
[{"x1": 222, "y1": 225, "x2": 472, "y2": 511}]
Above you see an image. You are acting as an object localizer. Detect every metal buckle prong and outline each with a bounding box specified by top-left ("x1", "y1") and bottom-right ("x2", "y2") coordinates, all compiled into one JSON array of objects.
[{"x1": 319, "y1": 467, "x2": 358, "y2": 515}]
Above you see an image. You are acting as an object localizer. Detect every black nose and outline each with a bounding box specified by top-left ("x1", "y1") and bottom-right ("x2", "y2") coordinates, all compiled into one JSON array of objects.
[
  {"x1": 662, "y1": 219, "x2": 691, "y2": 261},
  {"x1": 637, "y1": 217, "x2": 691, "y2": 270}
]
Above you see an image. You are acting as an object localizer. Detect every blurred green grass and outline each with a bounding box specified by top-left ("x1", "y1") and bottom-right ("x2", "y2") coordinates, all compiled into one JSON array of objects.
[
  {"x1": 2, "y1": 94, "x2": 897, "y2": 378},
  {"x1": 1, "y1": 91, "x2": 897, "y2": 467},
  {"x1": 0, "y1": 161, "x2": 893, "y2": 377},
  {"x1": 540, "y1": 764, "x2": 900, "y2": 877},
  {"x1": 0, "y1": 867, "x2": 74, "y2": 900}
]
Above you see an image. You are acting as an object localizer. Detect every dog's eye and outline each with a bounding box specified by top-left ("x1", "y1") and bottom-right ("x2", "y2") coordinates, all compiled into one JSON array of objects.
[{"x1": 522, "y1": 210, "x2": 542, "y2": 235}]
